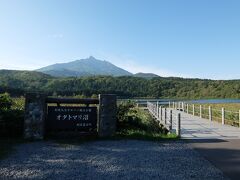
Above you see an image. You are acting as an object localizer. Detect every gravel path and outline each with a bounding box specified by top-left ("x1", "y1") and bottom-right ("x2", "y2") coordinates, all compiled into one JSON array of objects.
[{"x1": 0, "y1": 140, "x2": 228, "y2": 180}]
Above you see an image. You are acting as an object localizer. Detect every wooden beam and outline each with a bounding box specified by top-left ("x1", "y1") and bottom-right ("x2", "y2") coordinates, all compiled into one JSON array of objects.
[{"x1": 46, "y1": 97, "x2": 99, "y2": 104}]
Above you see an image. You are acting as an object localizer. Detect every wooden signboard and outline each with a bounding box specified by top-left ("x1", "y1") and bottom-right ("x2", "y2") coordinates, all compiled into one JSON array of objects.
[{"x1": 47, "y1": 106, "x2": 97, "y2": 133}]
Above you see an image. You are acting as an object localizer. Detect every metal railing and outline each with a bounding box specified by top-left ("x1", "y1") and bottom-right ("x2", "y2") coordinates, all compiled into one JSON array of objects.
[
  {"x1": 170, "y1": 101, "x2": 240, "y2": 127},
  {"x1": 147, "y1": 101, "x2": 181, "y2": 137}
]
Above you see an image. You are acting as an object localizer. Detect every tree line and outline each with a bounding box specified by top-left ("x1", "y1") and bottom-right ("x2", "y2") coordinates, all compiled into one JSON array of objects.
[{"x1": 0, "y1": 70, "x2": 240, "y2": 99}]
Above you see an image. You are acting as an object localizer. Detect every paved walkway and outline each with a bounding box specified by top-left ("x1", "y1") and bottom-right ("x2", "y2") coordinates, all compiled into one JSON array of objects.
[
  {"x1": 171, "y1": 109, "x2": 240, "y2": 139},
  {"x1": 188, "y1": 139, "x2": 240, "y2": 180},
  {"x1": 170, "y1": 109, "x2": 240, "y2": 180}
]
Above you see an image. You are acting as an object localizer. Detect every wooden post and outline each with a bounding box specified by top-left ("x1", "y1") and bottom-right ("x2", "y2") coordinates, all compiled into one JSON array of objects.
[
  {"x1": 192, "y1": 104, "x2": 195, "y2": 116},
  {"x1": 176, "y1": 113, "x2": 181, "y2": 137},
  {"x1": 164, "y1": 108, "x2": 167, "y2": 124},
  {"x1": 148, "y1": 102, "x2": 150, "y2": 112},
  {"x1": 152, "y1": 103, "x2": 154, "y2": 114},
  {"x1": 154, "y1": 103, "x2": 156, "y2": 117},
  {"x1": 222, "y1": 107, "x2": 225, "y2": 125},
  {"x1": 160, "y1": 106, "x2": 162, "y2": 121},
  {"x1": 239, "y1": 110, "x2": 240, "y2": 128},
  {"x1": 209, "y1": 106, "x2": 212, "y2": 121},
  {"x1": 199, "y1": 105, "x2": 202, "y2": 118},
  {"x1": 158, "y1": 106, "x2": 160, "y2": 120},
  {"x1": 187, "y1": 104, "x2": 189, "y2": 114},
  {"x1": 169, "y1": 110, "x2": 172, "y2": 130}
]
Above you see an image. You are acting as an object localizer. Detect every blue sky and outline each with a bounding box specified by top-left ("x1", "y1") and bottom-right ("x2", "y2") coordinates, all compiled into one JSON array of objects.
[{"x1": 0, "y1": 0, "x2": 240, "y2": 79}]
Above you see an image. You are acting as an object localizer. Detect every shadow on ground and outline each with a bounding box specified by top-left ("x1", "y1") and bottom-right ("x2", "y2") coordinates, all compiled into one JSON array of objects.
[{"x1": 187, "y1": 138, "x2": 240, "y2": 180}]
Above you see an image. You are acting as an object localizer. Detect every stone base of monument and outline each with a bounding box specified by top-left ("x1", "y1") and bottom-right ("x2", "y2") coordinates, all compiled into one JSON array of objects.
[
  {"x1": 98, "y1": 94, "x2": 117, "y2": 137},
  {"x1": 24, "y1": 93, "x2": 46, "y2": 140}
]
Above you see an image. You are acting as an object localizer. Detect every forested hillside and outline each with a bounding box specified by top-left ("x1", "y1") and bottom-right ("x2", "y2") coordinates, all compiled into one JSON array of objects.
[{"x1": 0, "y1": 70, "x2": 240, "y2": 99}]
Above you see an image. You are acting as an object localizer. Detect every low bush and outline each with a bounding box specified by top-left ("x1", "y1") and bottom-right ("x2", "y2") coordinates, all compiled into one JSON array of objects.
[
  {"x1": 0, "y1": 93, "x2": 13, "y2": 110},
  {"x1": 0, "y1": 93, "x2": 24, "y2": 137},
  {"x1": 0, "y1": 110, "x2": 24, "y2": 137},
  {"x1": 116, "y1": 101, "x2": 172, "y2": 139}
]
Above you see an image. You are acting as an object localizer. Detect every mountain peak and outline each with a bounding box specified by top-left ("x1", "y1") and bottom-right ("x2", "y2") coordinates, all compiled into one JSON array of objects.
[
  {"x1": 88, "y1": 56, "x2": 96, "y2": 60},
  {"x1": 36, "y1": 57, "x2": 132, "y2": 77}
]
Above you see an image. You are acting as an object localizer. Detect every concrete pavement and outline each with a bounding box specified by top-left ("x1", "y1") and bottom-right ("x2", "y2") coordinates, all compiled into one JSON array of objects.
[
  {"x1": 171, "y1": 110, "x2": 240, "y2": 139},
  {"x1": 171, "y1": 110, "x2": 240, "y2": 180},
  {"x1": 188, "y1": 139, "x2": 240, "y2": 180}
]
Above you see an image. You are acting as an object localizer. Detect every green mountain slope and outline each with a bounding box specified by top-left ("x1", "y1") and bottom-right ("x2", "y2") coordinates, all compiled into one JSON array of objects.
[
  {"x1": 134, "y1": 73, "x2": 160, "y2": 79},
  {"x1": 36, "y1": 56, "x2": 132, "y2": 77},
  {"x1": 0, "y1": 70, "x2": 52, "y2": 95}
]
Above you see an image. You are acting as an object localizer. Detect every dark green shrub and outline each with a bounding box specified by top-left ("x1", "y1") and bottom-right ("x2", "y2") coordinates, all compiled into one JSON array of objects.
[
  {"x1": 0, "y1": 93, "x2": 24, "y2": 137},
  {"x1": 116, "y1": 101, "x2": 135, "y2": 131},
  {"x1": 116, "y1": 101, "x2": 169, "y2": 135},
  {"x1": 0, "y1": 93, "x2": 13, "y2": 111},
  {"x1": 0, "y1": 110, "x2": 24, "y2": 137}
]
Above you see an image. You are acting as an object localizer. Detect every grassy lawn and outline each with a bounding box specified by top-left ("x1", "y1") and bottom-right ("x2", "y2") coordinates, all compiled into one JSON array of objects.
[
  {"x1": 115, "y1": 130, "x2": 178, "y2": 141},
  {"x1": 201, "y1": 103, "x2": 240, "y2": 112}
]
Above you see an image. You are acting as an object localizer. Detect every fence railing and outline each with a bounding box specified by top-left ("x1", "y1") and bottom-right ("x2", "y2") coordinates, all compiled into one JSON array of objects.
[
  {"x1": 147, "y1": 101, "x2": 181, "y2": 136},
  {"x1": 170, "y1": 102, "x2": 240, "y2": 127}
]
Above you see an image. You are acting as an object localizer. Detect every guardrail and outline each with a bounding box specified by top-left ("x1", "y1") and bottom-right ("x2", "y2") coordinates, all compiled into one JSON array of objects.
[
  {"x1": 147, "y1": 101, "x2": 181, "y2": 137},
  {"x1": 170, "y1": 101, "x2": 240, "y2": 127}
]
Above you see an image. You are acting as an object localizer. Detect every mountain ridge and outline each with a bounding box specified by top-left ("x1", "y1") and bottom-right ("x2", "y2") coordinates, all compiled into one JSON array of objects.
[{"x1": 36, "y1": 56, "x2": 133, "y2": 77}]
